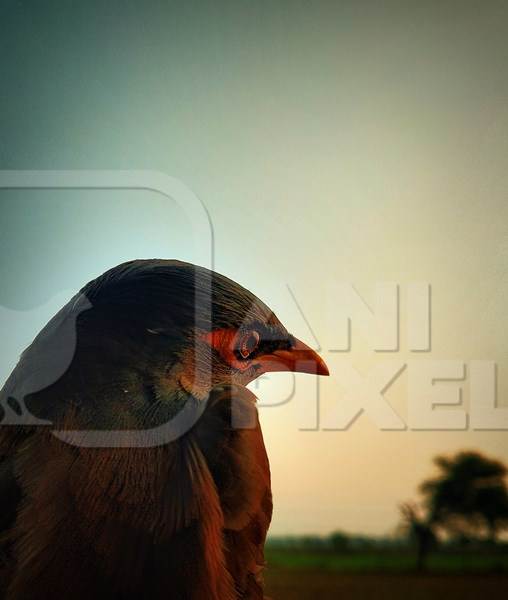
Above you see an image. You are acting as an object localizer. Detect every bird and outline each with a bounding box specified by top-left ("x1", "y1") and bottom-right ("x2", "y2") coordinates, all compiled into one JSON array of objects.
[{"x1": 0, "y1": 259, "x2": 329, "y2": 600}]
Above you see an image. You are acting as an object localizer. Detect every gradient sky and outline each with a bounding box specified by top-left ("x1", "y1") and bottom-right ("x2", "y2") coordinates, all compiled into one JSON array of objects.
[{"x1": 1, "y1": 1, "x2": 507, "y2": 536}]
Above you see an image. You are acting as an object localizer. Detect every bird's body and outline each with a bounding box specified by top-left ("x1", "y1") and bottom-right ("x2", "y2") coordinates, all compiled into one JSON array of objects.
[{"x1": 0, "y1": 260, "x2": 328, "y2": 599}]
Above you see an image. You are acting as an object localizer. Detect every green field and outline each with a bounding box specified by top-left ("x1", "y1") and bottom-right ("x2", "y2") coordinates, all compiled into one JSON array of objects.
[{"x1": 265, "y1": 548, "x2": 508, "y2": 573}]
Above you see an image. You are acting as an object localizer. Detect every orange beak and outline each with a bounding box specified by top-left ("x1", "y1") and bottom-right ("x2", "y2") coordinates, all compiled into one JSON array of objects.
[{"x1": 255, "y1": 336, "x2": 329, "y2": 376}]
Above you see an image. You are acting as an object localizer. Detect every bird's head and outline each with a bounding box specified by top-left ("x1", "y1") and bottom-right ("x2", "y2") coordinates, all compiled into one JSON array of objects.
[
  {"x1": 179, "y1": 289, "x2": 329, "y2": 399},
  {"x1": 23, "y1": 260, "x2": 328, "y2": 430}
]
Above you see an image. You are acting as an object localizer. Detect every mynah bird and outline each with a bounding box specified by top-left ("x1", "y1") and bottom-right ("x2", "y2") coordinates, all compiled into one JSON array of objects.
[{"x1": 0, "y1": 259, "x2": 329, "y2": 599}]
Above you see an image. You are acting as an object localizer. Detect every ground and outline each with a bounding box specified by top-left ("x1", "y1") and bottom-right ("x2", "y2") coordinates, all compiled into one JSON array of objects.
[{"x1": 265, "y1": 569, "x2": 508, "y2": 600}]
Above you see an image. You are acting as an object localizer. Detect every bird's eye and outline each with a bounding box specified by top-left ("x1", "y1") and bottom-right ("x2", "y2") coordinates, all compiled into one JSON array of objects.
[{"x1": 238, "y1": 330, "x2": 260, "y2": 359}]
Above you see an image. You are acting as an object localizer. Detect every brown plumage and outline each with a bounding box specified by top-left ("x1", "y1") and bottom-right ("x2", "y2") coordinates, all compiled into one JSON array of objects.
[{"x1": 0, "y1": 260, "x2": 328, "y2": 599}]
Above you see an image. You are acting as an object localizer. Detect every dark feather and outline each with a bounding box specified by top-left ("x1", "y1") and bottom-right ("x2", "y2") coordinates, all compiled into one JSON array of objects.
[{"x1": 0, "y1": 386, "x2": 271, "y2": 599}]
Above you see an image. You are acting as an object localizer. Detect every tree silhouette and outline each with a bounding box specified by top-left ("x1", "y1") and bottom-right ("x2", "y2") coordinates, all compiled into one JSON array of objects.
[
  {"x1": 400, "y1": 502, "x2": 436, "y2": 570},
  {"x1": 329, "y1": 531, "x2": 350, "y2": 551},
  {"x1": 420, "y1": 451, "x2": 508, "y2": 542}
]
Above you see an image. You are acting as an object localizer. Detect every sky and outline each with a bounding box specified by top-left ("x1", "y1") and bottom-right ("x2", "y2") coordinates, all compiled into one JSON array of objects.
[{"x1": 0, "y1": 0, "x2": 507, "y2": 536}]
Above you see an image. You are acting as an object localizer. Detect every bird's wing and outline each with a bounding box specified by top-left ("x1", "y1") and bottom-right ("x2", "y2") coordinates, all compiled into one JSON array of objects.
[
  {"x1": 193, "y1": 385, "x2": 272, "y2": 599},
  {"x1": 0, "y1": 385, "x2": 271, "y2": 600},
  {"x1": 0, "y1": 419, "x2": 240, "y2": 600}
]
